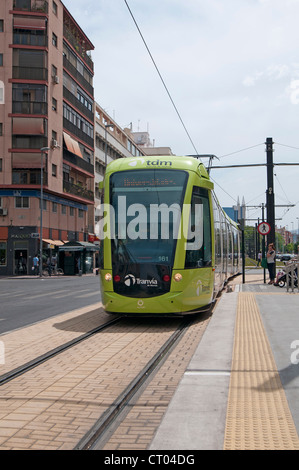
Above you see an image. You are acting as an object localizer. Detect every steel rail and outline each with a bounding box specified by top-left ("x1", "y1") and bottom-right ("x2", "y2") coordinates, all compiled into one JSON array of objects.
[
  {"x1": 74, "y1": 316, "x2": 193, "y2": 450},
  {"x1": 0, "y1": 317, "x2": 122, "y2": 387}
]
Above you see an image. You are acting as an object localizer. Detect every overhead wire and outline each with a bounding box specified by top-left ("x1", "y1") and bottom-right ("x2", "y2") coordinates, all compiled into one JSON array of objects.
[{"x1": 123, "y1": 0, "x2": 199, "y2": 156}]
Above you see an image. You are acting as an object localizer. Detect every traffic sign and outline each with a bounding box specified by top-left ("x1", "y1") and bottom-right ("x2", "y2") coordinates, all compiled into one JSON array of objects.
[{"x1": 257, "y1": 221, "x2": 271, "y2": 235}]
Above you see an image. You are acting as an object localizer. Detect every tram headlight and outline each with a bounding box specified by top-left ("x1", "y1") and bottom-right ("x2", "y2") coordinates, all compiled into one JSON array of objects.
[
  {"x1": 105, "y1": 273, "x2": 112, "y2": 282},
  {"x1": 174, "y1": 273, "x2": 182, "y2": 282}
]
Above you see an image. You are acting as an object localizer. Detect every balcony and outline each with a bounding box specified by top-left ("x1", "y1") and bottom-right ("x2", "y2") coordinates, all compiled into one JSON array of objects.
[
  {"x1": 63, "y1": 86, "x2": 94, "y2": 122},
  {"x1": 12, "y1": 100, "x2": 48, "y2": 115},
  {"x1": 12, "y1": 135, "x2": 48, "y2": 149},
  {"x1": 63, "y1": 148, "x2": 94, "y2": 176},
  {"x1": 63, "y1": 25, "x2": 94, "y2": 72},
  {"x1": 63, "y1": 180, "x2": 94, "y2": 202},
  {"x1": 13, "y1": 66, "x2": 48, "y2": 81},
  {"x1": 13, "y1": 0, "x2": 48, "y2": 13},
  {"x1": 63, "y1": 56, "x2": 93, "y2": 97},
  {"x1": 63, "y1": 118, "x2": 94, "y2": 149},
  {"x1": 13, "y1": 32, "x2": 48, "y2": 48},
  {"x1": 12, "y1": 169, "x2": 48, "y2": 186}
]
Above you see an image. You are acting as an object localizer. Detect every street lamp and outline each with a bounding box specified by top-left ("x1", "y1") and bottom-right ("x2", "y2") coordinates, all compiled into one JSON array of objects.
[
  {"x1": 39, "y1": 147, "x2": 50, "y2": 277},
  {"x1": 104, "y1": 124, "x2": 114, "y2": 170}
]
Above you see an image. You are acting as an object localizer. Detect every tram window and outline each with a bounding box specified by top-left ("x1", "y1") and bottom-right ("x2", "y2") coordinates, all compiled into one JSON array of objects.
[
  {"x1": 109, "y1": 169, "x2": 188, "y2": 267},
  {"x1": 185, "y1": 187, "x2": 211, "y2": 268}
]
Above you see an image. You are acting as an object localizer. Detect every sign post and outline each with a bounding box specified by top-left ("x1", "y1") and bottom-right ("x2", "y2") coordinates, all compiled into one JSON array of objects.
[{"x1": 258, "y1": 221, "x2": 271, "y2": 284}]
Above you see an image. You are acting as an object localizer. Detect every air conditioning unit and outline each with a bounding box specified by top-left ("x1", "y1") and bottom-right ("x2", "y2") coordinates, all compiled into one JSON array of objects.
[
  {"x1": 0, "y1": 208, "x2": 7, "y2": 216},
  {"x1": 51, "y1": 139, "x2": 58, "y2": 148},
  {"x1": 53, "y1": 75, "x2": 59, "y2": 84}
]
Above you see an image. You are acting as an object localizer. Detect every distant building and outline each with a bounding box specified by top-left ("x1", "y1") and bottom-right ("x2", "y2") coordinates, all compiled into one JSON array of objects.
[
  {"x1": 223, "y1": 197, "x2": 246, "y2": 223},
  {"x1": 130, "y1": 130, "x2": 174, "y2": 156}
]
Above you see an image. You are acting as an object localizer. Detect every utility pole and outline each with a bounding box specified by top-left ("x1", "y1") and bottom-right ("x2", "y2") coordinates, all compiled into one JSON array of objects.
[{"x1": 266, "y1": 138, "x2": 275, "y2": 246}]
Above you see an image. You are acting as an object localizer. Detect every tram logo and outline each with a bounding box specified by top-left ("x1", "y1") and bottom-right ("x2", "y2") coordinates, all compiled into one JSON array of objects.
[
  {"x1": 124, "y1": 274, "x2": 136, "y2": 286},
  {"x1": 124, "y1": 274, "x2": 158, "y2": 287}
]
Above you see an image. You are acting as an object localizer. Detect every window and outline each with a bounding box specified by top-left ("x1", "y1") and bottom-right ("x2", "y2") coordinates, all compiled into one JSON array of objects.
[
  {"x1": 70, "y1": 206, "x2": 74, "y2": 216},
  {"x1": 52, "y1": 64, "x2": 57, "y2": 78},
  {"x1": 52, "y1": 202, "x2": 57, "y2": 213},
  {"x1": 78, "y1": 209, "x2": 83, "y2": 218},
  {"x1": 52, "y1": 1, "x2": 57, "y2": 15},
  {"x1": 52, "y1": 97, "x2": 57, "y2": 111},
  {"x1": 52, "y1": 33, "x2": 57, "y2": 47},
  {"x1": 61, "y1": 205, "x2": 66, "y2": 215},
  {"x1": 0, "y1": 159, "x2": 2, "y2": 172},
  {"x1": 0, "y1": 20, "x2": 3, "y2": 32},
  {"x1": 52, "y1": 164, "x2": 57, "y2": 177},
  {"x1": 0, "y1": 81, "x2": 3, "y2": 104},
  {"x1": 0, "y1": 54, "x2": 3, "y2": 67},
  {"x1": 15, "y1": 196, "x2": 29, "y2": 208},
  {"x1": 0, "y1": 242, "x2": 7, "y2": 266},
  {"x1": 0, "y1": 123, "x2": 2, "y2": 136},
  {"x1": 184, "y1": 187, "x2": 212, "y2": 269}
]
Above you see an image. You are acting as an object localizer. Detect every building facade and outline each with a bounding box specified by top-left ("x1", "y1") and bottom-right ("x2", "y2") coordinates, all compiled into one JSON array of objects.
[{"x1": 0, "y1": 0, "x2": 95, "y2": 275}]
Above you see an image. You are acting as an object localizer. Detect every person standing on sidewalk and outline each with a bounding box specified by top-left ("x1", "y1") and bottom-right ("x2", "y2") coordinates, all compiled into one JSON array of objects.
[{"x1": 266, "y1": 243, "x2": 276, "y2": 284}]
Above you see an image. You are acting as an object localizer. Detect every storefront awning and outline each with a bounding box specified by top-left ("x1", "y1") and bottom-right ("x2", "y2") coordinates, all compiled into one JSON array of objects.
[
  {"x1": 43, "y1": 239, "x2": 65, "y2": 246},
  {"x1": 59, "y1": 241, "x2": 99, "y2": 252}
]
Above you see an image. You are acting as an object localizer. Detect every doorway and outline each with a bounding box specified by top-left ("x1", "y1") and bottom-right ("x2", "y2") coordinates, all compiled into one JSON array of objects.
[{"x1": 14, "y1": 243, "x2": 28, "y2": 275}]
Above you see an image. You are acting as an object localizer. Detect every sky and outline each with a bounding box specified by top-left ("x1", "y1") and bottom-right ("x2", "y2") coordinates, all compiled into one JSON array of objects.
[{"x1": 63, "y1": 0, "x2": 299, "y2": 232}]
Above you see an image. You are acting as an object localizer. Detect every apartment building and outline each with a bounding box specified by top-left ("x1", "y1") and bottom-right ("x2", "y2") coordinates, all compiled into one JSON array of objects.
[{"x1": 0, "y1": 0, "x2": 95, "y2": 276}]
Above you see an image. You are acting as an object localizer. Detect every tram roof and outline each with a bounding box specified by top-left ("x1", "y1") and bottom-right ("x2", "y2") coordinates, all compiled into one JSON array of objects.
[{"x1": 105, "y1": 155, "x2": 210, "y2": 179}]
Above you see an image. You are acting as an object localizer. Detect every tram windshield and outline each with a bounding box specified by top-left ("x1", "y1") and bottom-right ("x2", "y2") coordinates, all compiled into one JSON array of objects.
[{"x1": 109, "y1": 169, "x2": 188, "y2": 266}]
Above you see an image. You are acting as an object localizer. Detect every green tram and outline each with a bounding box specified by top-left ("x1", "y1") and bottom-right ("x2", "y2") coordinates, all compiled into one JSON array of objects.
[{"x1": 98, "y1": 156, "x2": 241, "y2": 315}]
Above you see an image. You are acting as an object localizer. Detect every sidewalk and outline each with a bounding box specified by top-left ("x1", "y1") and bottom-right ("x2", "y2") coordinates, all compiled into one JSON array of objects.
[{"x1": 150, "y1": 269, "x2": 299, "y2": 450}]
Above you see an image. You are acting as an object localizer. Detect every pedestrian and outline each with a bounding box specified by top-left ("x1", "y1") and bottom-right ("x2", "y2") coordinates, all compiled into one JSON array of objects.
[
  {"x1": 257, "y1": 251, "x2": 262, "y2": 267},
  {"x1": 266, "y1": 243, "x2": 276, "y2": 284},
  {"x1": 33, "y1": 254, "x2": 39, "y2": 275}
]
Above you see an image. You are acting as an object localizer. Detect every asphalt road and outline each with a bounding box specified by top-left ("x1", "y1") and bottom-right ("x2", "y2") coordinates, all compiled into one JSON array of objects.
[{"x1": 0, "y1": 275, "x2": 102, "y2": 335}]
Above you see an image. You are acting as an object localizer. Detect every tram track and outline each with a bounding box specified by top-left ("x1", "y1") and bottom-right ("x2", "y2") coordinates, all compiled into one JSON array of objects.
[
  {"x1": 0, "y1": 311, "x2": 208, "y2": 450},
  {"x1": 74, "y1": 316, "x2": 193, "y2": 450},
  {"x1": 0, "y1": 316, "x2": 122, "y2": 387}
]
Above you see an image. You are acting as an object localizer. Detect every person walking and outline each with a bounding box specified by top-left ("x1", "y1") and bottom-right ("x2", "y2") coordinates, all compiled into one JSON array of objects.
[
  {"x1": 257, "y1": 251, "x2": 262, "y2": 267},
  {"x1": 266, "y1": 243, "x2": 276, "y2": 284},
  {"x1": 33, "y1": 254, "x2": 39, "y2": 275}
]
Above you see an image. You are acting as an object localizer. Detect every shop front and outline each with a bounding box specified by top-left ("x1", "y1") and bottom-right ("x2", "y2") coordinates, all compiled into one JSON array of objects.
[
  {"x1": 1, "y1": 226, "x2": 40, "y2": 276},
  {"x1": 58, "y1": 241, "x2": 99, "y2": 275}
]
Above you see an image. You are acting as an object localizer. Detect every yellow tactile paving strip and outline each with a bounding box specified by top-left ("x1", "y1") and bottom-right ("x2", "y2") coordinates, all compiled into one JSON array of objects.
[{"x1": 224, "y1": 292, "x2": 299, "y2": 450}]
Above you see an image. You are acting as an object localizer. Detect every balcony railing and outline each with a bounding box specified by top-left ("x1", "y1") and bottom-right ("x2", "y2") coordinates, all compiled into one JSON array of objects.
[
  {"x1": 12, "y1": 100, "x2": 48, "y2": 115},
  {"x1": 13, "y1": 66, "x2": 48, "y2": 81},
  {"x1": 63, "y1": 148, "x2": 94, "y2": 176},
  {"x1": 63, "y1": 180, "x2": 94, "y2": 202},
  {"x1": 13, "y1": 0, "x2": 48, "y2": 13}
]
